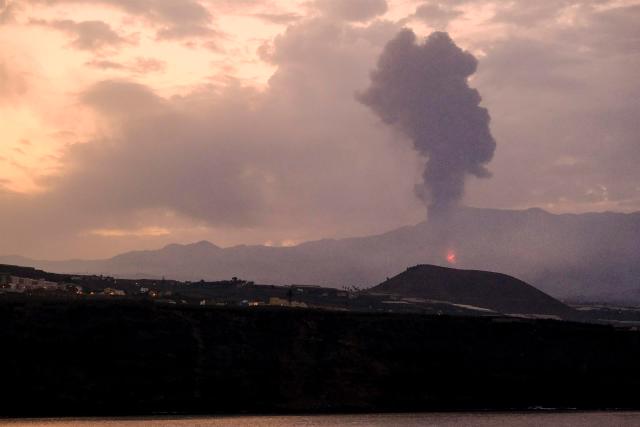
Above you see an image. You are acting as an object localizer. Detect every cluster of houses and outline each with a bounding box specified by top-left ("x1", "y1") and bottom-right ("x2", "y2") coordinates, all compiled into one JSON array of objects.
[
  {"x1": 0, "y1": 273, "x2": 83, "y2": 295},
  {"x1": 0, "y1": 269, "x2": 366, "y2": 310},
  {"x1": 0, "y1": 272, "x2": 185, "y2": 300}
]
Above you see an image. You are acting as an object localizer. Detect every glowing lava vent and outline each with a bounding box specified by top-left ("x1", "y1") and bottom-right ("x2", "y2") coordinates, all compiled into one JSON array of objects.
[{"x1": 446, "y1": 249, "x2": 457, "y2": 265}]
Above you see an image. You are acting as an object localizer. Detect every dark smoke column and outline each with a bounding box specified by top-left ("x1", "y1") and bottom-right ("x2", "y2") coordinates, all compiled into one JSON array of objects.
[{"x1": 358, "y1": 30, "x2": 496, "y2": 218}]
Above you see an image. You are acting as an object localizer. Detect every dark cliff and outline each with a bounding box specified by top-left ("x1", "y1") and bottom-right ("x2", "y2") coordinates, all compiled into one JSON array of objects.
[{"x1": 1, "y1": 298, "x2": 639, "y2": 416}]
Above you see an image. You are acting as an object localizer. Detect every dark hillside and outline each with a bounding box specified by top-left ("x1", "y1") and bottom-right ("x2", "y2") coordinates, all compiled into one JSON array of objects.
[
  {"x1": 1, "y1": 298, "x2": 639, "y2": 416},
  {"x1": 373, "y1": 264, "x2": 572, "y2": 316}
]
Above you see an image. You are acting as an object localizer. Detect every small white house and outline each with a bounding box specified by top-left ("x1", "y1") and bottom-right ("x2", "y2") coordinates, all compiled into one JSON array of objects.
[{"x1": 103, "y1": 287, "x2": 126, "y2": 296}]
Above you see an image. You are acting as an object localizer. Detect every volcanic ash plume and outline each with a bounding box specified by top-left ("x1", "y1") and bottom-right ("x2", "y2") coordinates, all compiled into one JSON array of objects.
[{"x1": 358, "y1": 30, "x2": 496, "y2": 218}]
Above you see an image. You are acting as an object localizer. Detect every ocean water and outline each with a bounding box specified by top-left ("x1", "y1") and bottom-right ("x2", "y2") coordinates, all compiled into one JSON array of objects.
[{"x1": 3, "y1": 412, "x2": 640, "y2": 427}]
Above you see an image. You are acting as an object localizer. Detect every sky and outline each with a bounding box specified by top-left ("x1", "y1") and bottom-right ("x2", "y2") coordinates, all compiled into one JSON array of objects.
[{"x1": 1, "y1": 0, "x2": 639, "y2": 259}]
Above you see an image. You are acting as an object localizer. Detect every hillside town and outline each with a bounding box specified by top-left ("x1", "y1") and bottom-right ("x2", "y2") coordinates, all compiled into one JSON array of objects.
[
  {"x1": 1, "y1": 274, "x2": 83, "y2": 294},
  {"x1": 0, "y1": 263, "x2": 501, "y2": 316},
  {"x1": 3, "y1": 263, "x2": 640, "y2": 328}
]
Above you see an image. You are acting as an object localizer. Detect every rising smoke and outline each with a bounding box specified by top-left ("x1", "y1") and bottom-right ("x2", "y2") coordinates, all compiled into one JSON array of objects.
[{"x1": 358, "y1": 30, "x2": 496, "y2": 218}]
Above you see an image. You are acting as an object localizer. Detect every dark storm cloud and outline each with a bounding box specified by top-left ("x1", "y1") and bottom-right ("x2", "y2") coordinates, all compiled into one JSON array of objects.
[
  {"x1": 81, "y1": 80, "x2": 165, "y2": 116},
  {"x1": 85, "y1": 59, "x2": 127, "y2": 70},
  {"x1": 465, "y1": 2, "x2": 640, "y2": 213},
  {"x1": 0, "y1": 62, "x2": 13, "y2": 95},
  {"x1": 313, "y1": 0, "x2": 387, "y2": 22},
  {"x1": 30, "y1": 19, "x2": 130, "y2": 50},
  {"x1": 252, "y1": 12, "x2": 301, "y2": 25},
  {"x1": 491, "y1": 0, "x2": 584, "y2": 25},
  {"x1": 411, "y1": 2, "x2": 462, "y2": 29},
  {"x1": 48, "y1": 84, "x2": 268, "y2": 227},
  {"x1": 112, "y1": 0, "x2": 224, "y2": 44},
  {"x1": 0, "y1": 0, "x2": 18, "y2": 24},
  {"x1": 475, "y1": 37, "x2": 585, "y2": 90},
  {"x1": 28, "y1": 0, "x2": 219, "y2": 42},
  {"x1": 32, "y1": 0, "x2": 212, "y2": 26},
  {"x1": 0, "y1": 61, "x2": 27, "y2": 103},
  {"x1": 0, "y1": 15, "x2": 425, "y2": 259},
  {"x1": 358, "y1": 30, "x2": 495, "y2": 214},
  {"x1": 563, "y1": 4, "x2": 640, "y2": 55},
  {"x1": 85, "y1": 57, "x2": 166, "y2": 74},
  {"x1": 155, "y1": 24, "x2": 222, "y2": 41},
  {"x1": 64, "y1": 17, "x2": 409, "y2": 231}
]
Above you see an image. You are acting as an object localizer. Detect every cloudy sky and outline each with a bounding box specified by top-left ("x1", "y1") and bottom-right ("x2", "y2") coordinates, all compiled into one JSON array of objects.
[{"x1": 1, "y1": 0, "x2": 639, "y2": 259}]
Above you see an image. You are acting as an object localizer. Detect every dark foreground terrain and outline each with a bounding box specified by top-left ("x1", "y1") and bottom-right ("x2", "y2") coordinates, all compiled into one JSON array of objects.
[{"x1": 2, "y1": 298, "x2": 639, "y2": 417}]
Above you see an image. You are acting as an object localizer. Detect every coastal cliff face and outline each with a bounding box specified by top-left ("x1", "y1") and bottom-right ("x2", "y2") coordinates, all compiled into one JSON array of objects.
[{"x1": 1, "y1": 299, "x2": 639, "y2": 416}]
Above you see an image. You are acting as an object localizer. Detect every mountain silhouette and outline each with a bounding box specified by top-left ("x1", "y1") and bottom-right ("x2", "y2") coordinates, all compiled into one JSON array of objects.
[{"x1": 2, "y1": 207, "x2": 639, "y2": 303}]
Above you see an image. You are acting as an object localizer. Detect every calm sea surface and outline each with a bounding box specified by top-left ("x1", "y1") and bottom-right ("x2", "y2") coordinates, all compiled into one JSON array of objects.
[{"x1": 2, "y1": 413, "x2": 640, "y2": 427}]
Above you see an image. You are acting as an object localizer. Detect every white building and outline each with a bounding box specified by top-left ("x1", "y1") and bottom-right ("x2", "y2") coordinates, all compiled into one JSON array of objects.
[{"x1": 0, "y1": 276, "x2": 63, "y2": 293}]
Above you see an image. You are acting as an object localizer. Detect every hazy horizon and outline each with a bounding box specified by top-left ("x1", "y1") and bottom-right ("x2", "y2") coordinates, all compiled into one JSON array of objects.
[{"x1": 2, "y1": 204, "x2": 638, "y2": 262}]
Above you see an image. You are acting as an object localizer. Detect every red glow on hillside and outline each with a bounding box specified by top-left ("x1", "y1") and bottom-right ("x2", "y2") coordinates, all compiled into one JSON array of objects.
[{"x1": 446, "y1": 249, "x2": 457, "y2": 265}]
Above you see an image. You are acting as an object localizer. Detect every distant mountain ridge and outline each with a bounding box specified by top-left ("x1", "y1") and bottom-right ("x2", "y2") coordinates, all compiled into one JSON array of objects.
[{"x1": 2, "y1": 207, "x2": 639, "y2": 303}]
